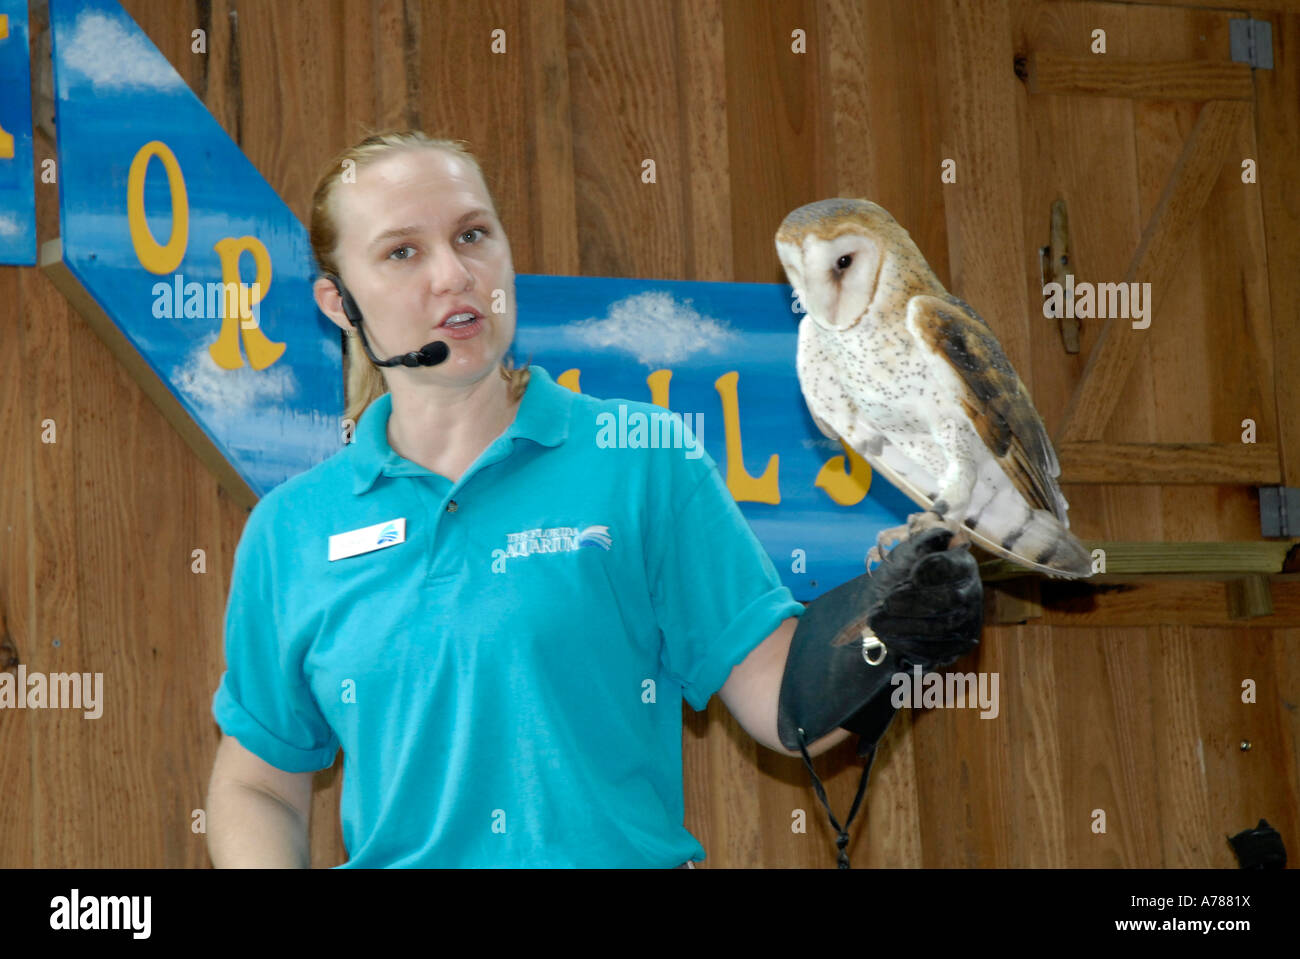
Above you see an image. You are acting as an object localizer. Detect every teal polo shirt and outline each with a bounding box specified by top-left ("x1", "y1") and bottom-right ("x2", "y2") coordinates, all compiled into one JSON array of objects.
[{"x1": 212, "y1": 364, "x2": 803, "y2": 867}]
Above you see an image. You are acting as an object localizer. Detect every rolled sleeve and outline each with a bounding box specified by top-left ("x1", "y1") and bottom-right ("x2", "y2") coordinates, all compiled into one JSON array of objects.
[
  {"x1": 211, "y1": 502, "x2": 340, "y2": 773},
  {"x1": 647, "y1": 437, "x2": 804, "y2": 712}
]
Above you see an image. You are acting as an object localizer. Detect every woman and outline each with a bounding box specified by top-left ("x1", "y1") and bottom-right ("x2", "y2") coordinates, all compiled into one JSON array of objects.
[{"x1": 206, "y1": 131, "x2": 982, "y2": 868}]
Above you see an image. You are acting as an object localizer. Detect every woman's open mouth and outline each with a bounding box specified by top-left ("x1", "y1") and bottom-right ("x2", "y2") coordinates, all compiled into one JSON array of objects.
[{"x1": 440, "y1": 313, "x2": 483, "y2": 340}]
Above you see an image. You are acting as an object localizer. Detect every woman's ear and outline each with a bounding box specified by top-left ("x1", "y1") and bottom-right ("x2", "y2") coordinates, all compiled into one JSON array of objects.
[{"x1": 313, "y1": 275, "x2": 354, "y2": 334}]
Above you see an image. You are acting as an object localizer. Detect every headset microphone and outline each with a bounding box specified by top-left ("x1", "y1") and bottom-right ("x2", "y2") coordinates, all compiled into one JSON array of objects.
[{"x1": 326, "y1": 274, "x2": 451, "y2": 368}]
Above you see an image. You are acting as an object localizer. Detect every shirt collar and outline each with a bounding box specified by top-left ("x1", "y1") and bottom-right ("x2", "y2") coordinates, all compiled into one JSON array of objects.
[{"x1": 349, "y1": 364, "x2": 573, "y2": 496}]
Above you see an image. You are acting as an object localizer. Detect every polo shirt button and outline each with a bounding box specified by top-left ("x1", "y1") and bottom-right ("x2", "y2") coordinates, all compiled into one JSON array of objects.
[{"x1": 446, "y1": 500, "x2": 458, "y2": 513}]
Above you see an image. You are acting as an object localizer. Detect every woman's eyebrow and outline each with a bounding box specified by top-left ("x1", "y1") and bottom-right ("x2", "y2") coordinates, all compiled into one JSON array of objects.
[
  {"x1": 368, "y1": 225, "x2": 421, "y2": 251},
  {"x1": 367, "y1": 209, "x2": 493, "y2": 251},
  {"x1": 453, "y1": 207, "x2": 493, "y2": 226}
]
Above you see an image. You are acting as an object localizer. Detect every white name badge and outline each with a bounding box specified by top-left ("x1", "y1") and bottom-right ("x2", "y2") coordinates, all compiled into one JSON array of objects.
[{"x1": 329, "y1": 517, "x2": 407, "y2": 561}]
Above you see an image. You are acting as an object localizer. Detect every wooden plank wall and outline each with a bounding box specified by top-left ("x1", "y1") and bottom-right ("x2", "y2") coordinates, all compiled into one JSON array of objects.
[{"x1": 1, "y1": 0, "x2": 1296, "y2": 868}]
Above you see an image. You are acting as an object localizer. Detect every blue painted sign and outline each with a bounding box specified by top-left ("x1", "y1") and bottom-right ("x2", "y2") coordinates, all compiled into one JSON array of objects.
[
  {"x1": 0, "y1": 0, "x2": 36, "y2": 264},
  {"x1": 48, "y1": 0, "x2": 343, "y2": 497}
]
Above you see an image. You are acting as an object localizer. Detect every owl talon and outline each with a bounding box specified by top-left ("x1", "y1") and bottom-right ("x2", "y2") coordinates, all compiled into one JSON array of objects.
[
  {"x1": 878, "y1": 524, "x2": 910, "y2": 550},
  {"x1": 867, "y1": 522, "x2": 911, "y2": 571},
  {"x1": 907, "y1": 508, "x2": 948, "y2": 536}
]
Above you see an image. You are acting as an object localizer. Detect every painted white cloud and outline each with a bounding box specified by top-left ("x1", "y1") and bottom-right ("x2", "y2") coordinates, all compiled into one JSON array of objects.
[
  {"x1": 171, "y1": 340, "x2": 300, "y2": 413},
  {"x1": 569, "y1": 290, "x2": 739, "y2": 366},
  {"x1": 0, "y1": 213, "x2": 22, "y2": 238},
  {"x1": 802, "y1": 436, "x2": 841, "y2": 451},
  {"x1": 63, "y1": 11, "x2": 186, "y2": 93}
]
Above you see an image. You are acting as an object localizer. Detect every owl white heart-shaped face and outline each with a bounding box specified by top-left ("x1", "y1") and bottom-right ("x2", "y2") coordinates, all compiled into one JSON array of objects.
[{"x1": 777, "y1": 231, "x2": 882, "y2": 333}]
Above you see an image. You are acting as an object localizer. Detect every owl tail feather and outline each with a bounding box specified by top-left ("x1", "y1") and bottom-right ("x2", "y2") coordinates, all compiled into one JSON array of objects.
[{"x1": 965, "y1": 504, "x2": 1092, "y2": 579}]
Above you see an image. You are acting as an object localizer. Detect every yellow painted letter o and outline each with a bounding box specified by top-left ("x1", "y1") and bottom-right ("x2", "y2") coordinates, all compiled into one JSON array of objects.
[{"x1": 128, "y1": 141, "x2": 189, "y2": 274}]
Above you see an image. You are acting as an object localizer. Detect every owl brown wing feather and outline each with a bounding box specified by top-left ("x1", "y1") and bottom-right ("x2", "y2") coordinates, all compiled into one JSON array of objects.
[{"x1": 909, "y1": 293, "x2": 1065, "y2": 521}]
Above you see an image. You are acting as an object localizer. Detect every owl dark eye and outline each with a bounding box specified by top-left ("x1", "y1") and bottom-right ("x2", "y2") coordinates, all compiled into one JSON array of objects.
[{"x1": 836, "y1": 254, "x2": 853, "y2": 271}]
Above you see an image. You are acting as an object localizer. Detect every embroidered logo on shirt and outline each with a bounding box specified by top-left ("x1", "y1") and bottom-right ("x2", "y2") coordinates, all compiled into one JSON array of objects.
[
  {"x1": 577, "y1": 525, "x2": 612, "y2": 550},
  {"x1": 490, "y1": 524, "x2": 612, "y2": 573}
]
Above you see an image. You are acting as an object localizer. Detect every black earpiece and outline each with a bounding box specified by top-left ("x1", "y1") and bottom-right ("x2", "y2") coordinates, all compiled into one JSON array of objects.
[
  {"x1": 329, "y1": 274, "x2": 363, "y2": 327},
  {"x1": 324, "y1": 273, "x2": 449, "y2": 368}
]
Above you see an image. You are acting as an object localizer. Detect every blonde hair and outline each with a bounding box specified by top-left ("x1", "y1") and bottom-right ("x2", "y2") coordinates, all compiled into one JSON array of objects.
[{"x1": 309, "y1": 129, "x2": 530, "y2": 426}]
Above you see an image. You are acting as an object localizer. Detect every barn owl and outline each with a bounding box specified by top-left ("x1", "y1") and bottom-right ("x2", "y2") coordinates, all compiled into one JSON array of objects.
[{"x1": 775, "y1": 198, "x2": 1091, "y2": 579}]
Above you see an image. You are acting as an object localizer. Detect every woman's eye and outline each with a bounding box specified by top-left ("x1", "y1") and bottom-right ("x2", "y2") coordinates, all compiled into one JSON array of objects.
[
  {"x1": 388, "y1": 244, "x2": 416, "y2": 260},
  {"x1": 459, "y1": 227, "x2": 487, "y2": 244}
]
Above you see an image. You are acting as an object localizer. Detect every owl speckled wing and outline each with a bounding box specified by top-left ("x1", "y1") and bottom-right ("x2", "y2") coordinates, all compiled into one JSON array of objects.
[
  {"x1": 901, "y1": 291, "x2": 1091, "y2": 577},
  {"x1": 911, "y1": 293, "x2": 1066, "y2": 522}
]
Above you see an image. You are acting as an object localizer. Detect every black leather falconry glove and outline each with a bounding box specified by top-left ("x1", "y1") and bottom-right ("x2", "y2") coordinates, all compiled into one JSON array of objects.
[{"x1": 777, "y1": 526, "x2": 984, "y2": 867}]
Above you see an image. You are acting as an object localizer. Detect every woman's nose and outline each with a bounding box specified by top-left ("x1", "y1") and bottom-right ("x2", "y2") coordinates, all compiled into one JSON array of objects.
[{"x1": 427, "y1": 242, "x2": 474, "y2": 294}]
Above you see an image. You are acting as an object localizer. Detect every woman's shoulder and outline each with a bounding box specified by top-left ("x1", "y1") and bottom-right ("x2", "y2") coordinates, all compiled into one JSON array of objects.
[{"x1": 244, "y1": 447, "x2": 353, "y2": 528}]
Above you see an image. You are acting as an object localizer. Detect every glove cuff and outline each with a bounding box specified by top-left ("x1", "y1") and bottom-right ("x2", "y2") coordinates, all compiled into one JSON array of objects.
[{"x1": 777, "y1": 570, "x2": 900, "y2": 753}]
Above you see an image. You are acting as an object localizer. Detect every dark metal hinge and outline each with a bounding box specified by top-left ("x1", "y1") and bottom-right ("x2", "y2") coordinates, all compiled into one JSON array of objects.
[
  {"x1": 1259, "y1": 486, "x2": 1300, "y2": 537},
  {"x1": 1230, "y1": 18, "x2": 1274, "y2": 70}
]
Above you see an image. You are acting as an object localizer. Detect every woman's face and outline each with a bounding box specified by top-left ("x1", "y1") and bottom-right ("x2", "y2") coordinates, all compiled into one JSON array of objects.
[{"x1": 317, "y1": 147, "x2": 516, "y2": 388}]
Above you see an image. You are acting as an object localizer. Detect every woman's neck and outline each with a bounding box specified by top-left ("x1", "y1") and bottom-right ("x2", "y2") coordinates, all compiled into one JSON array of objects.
[{"x1": 384, "y1": 368, "x2": 520, "y2": 482}]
